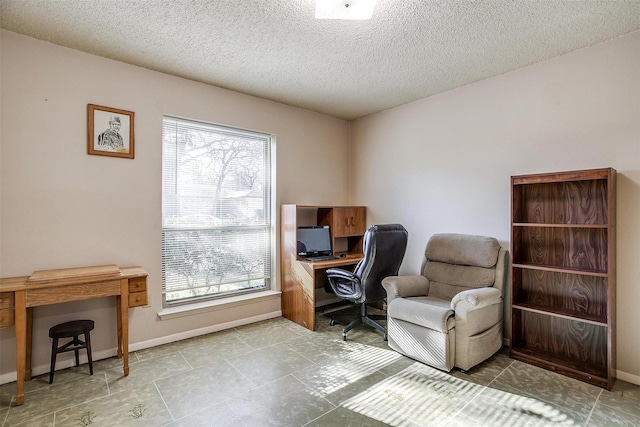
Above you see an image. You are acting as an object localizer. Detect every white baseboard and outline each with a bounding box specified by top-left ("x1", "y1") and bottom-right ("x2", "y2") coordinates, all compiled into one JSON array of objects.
[
  {"x1": 0, "y1": 310, "x2": 281, "y2": 385},
  {"x1": 616, "y1": 369, "x2": 640, "y2": 386},
  {"x1": 129, "y1": 310, "x2": 282, "y2": 352}
]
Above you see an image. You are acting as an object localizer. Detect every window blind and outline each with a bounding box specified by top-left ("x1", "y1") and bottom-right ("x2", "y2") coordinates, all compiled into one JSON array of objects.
[{"x1": 162, "y1": 117, "x2": 272, "y2": 305}]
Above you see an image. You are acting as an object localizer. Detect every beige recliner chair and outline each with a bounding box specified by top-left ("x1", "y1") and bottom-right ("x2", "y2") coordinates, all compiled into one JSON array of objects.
[{"x1": 382, "y1": 233, "x2": 508, "y2": 371}]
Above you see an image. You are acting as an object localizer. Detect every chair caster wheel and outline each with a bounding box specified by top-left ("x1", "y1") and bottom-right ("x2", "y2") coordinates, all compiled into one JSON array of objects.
[
  {"x1": 329, "y1": 319, "x2": 336, "y2": 326},
  {"x1": 342, "y1": 333, "x2": 348, "y2": 341}
]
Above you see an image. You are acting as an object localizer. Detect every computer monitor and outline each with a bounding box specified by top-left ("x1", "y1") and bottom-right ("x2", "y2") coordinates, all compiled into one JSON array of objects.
[{"x1": 297, "y1": 226, "x2": 332, "y2": 257}]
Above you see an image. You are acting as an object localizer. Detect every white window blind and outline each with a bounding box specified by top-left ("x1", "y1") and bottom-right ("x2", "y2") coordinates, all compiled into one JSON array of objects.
[{"x1": 162, "y1": 117, "x2": 272, "y2": 305}]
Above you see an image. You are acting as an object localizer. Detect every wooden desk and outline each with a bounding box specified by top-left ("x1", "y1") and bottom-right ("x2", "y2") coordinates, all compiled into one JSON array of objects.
[
  {"x1": 281, "y1": 204, "x2": 367, "y2": 331},
  {"x1": 0, "y1": 265, "x2": 148, "y2": 406},
  {"x1": 281, "y1": 254, "x2": 361, "y2": 330}
]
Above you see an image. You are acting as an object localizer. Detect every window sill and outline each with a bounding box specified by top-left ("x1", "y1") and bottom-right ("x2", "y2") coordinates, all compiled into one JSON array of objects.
[{"x1": 157, "y1": 290, "x2": 281, "y2": 321}]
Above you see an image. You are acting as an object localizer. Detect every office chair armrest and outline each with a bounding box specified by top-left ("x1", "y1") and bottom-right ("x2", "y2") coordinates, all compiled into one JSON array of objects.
[
  {"x1": 326, "y1": 268, "x2": 362, "y2": 300},
  {"x1": 382, "y1": 275, "x2": 429, "y2": 304},
  {"x1": 326, "y1": 268, "x2": 356, "y2": 281}
]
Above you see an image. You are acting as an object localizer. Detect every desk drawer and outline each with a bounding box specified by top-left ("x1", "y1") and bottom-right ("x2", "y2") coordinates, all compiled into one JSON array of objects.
[
  {"x1": 0, "y1": 292, "x2": 14, "y2": 328},
  {"x1": 129, "y1": 291, "x2": 147, "y2": 307},
  {"x1": 26, "y1": 280, "x2": 121, "y2": 307},
  {"x1": 128, "y1": 277, "x2": 147, "y2": 293},
  {"x1": 0, "y1": 309, "x2": 14, "y2": 328},
  {"x1": 0, "y1": 292, "x2": 14, "y2": 309},
  {"x1": 128, "y1": 277, "x2": 147, "y2": 307}
]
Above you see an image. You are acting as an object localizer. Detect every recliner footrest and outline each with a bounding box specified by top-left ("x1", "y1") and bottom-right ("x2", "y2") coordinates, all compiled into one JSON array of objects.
[{"x1": 388, "y1": 298, "x2": 454, "y2": 333}]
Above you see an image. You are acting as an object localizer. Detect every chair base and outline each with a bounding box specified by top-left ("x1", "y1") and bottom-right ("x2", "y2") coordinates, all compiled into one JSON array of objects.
[{"x1": 330, "y1": 303, "x2": 387, "y2": 341}]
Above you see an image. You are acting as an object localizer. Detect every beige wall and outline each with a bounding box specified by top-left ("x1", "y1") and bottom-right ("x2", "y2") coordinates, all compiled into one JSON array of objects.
[
  {"x1": 350, "y1": 31, "x2": 640, "y2": 382},
  {"x1": 0, "y1": 30, "x2": 350, "y2": 380}
]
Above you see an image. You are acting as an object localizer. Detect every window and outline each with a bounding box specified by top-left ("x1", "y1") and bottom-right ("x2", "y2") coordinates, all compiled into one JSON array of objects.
[{"x1": 162, "y1": 117, "x2": 273, "y2": 306}]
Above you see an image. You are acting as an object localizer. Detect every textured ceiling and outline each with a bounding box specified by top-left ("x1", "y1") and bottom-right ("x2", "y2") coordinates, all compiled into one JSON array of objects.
[{"x1": 1, "y1": 0, "x2": 639, "y2": 120}]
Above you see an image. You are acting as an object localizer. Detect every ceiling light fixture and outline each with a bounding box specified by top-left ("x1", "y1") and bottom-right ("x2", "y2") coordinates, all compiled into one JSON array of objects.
[{"x1": 315, "y1": 0, "x2": 376, "y2": 20}]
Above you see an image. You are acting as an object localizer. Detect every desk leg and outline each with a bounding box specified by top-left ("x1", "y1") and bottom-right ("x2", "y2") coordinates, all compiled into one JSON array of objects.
[
  {"x1": 14, "y1": 291, "x2": 26, "y2": 406},
  {"x1": 119, "y1": 279, "x2": 129, "y2": 376},
  {"x1": 25, "y1": 308, "x2": 33, "y2": 380},
  {"x1": 116, "y1": 296, "x2": 123, "y2": 358}
]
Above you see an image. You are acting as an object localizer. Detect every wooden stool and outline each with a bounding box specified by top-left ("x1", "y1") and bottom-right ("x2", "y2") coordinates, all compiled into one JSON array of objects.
[{"x1": 48, "y1": 320, "x2": 94, "y2": 384}]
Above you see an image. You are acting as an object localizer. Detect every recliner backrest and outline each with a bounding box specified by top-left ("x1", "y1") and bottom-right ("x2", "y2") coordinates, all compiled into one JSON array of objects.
[
  {"x1": 353, "y1": 224, "x2": 408, "y2": 304},
  {"x1": 421, "y1": 233, "x2": 502, "y2": 301}
]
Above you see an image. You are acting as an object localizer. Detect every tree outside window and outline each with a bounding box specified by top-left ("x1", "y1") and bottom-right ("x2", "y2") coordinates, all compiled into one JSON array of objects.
[{"x1": 162, "y1": 117, "x2": 273, "y2": 305}]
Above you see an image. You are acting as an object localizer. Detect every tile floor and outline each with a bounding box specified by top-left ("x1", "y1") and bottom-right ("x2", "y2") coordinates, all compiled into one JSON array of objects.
[{"x1": 1, "y1": 310, "x2": 639, "y2": 426}]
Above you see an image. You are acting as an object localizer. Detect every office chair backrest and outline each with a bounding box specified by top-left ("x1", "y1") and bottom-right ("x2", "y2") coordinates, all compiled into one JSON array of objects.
[{"x1": 353, "y1": 224, "x2": 408, "y2": 304}]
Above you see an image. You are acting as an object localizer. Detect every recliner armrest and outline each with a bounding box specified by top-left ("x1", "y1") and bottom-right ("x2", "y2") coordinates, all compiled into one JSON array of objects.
[
  {"x1": 382, "y1": 275, "x2": 429, "y2": 304},
  {"x1": 451, "y1": 287, "x2": 502, "y2": 313}
]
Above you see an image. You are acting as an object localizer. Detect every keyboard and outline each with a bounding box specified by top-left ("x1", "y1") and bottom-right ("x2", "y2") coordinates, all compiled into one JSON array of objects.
[{"x1": 304, "y1": 255, "x2": 338, "y2": 262}]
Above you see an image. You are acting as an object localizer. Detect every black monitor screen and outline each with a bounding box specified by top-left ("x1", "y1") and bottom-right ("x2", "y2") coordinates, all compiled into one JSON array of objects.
[{"x1": 297, "y1": 226, "x2": 332, "y2": 257}]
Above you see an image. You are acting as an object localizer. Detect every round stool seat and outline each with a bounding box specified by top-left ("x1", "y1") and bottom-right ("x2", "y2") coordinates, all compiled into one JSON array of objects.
[
  {"x1": 49, "y1": 320, "x2": 94, "y2": 338},
  {"x1": 48, "y1": 320, "x2": 95, "y2": 384}
]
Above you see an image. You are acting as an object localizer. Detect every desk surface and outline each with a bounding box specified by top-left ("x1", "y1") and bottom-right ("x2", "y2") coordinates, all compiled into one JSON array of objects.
[
  {"x1": 0, "y1": 265, "x2": 148, "y2": 291},
  {"x1": 28, "y1": 264, "x2": 121, "y2": 284},
  {"x1": 300, "y1": 255, "x2": 362, "y2": 269}
]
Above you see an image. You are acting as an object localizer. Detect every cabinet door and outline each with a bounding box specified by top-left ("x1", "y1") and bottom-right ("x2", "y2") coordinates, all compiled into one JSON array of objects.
[
  {"x1": 347, "y1": 207, "x2": 366, "y2": 235},
  {"x1": 332, "y1": 207, "x2": 351, "y2": 237},
  {"x1": 333, "y1": 207, "x2": 365, "y2": 237}
]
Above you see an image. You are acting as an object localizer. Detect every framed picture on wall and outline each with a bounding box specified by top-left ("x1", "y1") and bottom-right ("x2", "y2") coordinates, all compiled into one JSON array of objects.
[{"x1": 87, "y1": 104, "x2": 135, "y2": 159}]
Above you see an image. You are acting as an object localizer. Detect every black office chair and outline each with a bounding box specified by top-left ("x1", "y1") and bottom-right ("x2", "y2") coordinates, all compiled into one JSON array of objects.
[{"x1": 326, "y1": 224, "x2": 408, "y2": 341}]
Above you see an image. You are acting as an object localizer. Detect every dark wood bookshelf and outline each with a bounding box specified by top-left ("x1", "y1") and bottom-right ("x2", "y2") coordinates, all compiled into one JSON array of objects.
[{"x1": 510, "y1": 168, "x2": 616, "y2": 389}]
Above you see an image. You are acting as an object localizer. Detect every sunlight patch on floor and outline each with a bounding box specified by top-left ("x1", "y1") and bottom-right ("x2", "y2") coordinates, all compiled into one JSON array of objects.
[
  {"x1": 342, "y1": 362, "x2": 580, "y2": 427},
  {"x1": 306, "y1": 342, "x2": 403, "y2": 397}
]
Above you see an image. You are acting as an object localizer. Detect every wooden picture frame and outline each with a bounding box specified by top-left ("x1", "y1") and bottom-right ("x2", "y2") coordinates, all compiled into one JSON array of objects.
[{"x1": 87, "y1": 104, "x2": 135, "y2": 159}]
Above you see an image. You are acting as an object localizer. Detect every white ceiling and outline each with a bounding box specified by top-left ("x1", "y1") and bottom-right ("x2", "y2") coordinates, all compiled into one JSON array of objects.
[{"x1": 1, "y1": 1, "x2": 639, "y2": 120}]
